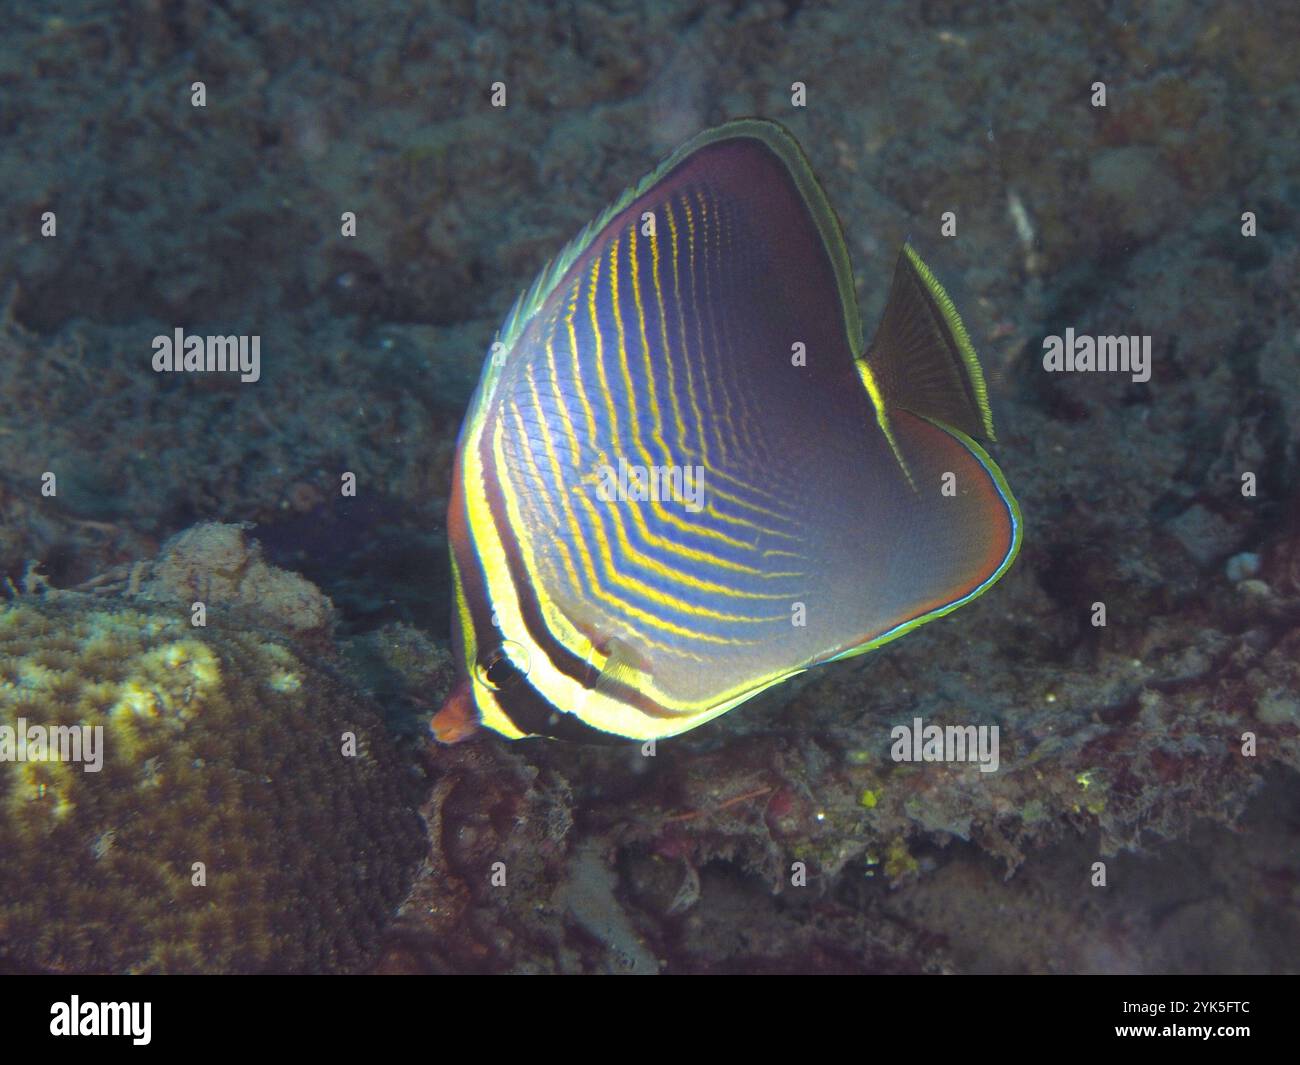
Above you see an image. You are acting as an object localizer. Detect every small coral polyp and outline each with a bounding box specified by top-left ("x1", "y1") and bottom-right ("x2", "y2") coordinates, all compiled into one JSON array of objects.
[{"x1": 0, "y1": 593, "x2": 425, "y2": 973}]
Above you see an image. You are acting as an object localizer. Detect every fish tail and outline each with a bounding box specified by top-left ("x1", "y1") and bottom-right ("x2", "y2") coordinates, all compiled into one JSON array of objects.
[{"x1": 859, "y1": 244, "x2": 996, "y2": 442}]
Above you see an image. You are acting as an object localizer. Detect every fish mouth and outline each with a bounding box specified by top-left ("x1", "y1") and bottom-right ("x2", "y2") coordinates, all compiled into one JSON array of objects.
[{"x1": 430, "y1": 677, "x2": 479, "y2": 743}]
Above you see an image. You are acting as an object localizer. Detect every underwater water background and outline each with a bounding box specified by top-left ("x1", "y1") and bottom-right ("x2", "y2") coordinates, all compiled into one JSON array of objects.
[{"x1": 1, "y1": 0, "x2": 1298, "y2": 973}]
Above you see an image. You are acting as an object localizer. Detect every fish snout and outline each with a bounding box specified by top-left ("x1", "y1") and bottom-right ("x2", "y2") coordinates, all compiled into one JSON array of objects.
[{"x1": 430, "y1": 677, "x2": 480, "y2": 744}]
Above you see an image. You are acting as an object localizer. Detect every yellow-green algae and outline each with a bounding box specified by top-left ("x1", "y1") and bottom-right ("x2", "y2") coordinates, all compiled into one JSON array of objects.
[{"x1": 0, "y1": 593, "x2": 425, "y2": 973}]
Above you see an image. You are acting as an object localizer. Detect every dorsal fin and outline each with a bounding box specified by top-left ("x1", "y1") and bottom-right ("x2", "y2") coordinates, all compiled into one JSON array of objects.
[{"x1": 860, "y1": 244, "x2": 996, "y2": 441}]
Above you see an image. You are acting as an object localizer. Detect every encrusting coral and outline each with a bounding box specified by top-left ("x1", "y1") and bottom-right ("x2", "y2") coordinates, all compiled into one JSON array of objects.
[{"x1": 0, "y1": 528, "x2": 426, "y2": 973}]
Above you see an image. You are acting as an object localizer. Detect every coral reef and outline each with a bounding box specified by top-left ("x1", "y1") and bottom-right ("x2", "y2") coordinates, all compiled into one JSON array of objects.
[
  {"x1": 2, "y1": 1, "x2": 1298, "y2": 972},
  {"x1": 138, "y1": 522, "x2": 337, "y2": 641},
  {"x1": 0, "y1": 581, "x2": 425, "y2": 973}
]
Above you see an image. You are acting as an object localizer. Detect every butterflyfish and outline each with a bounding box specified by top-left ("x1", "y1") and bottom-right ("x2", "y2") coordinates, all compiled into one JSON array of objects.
[{"x1": 432, "y1": 118, "x2": 1021, "y2": 743}]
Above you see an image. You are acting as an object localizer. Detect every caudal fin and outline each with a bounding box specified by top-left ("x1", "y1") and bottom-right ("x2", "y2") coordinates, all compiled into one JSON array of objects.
[{"x1": 861, "y1": 244, "x2": 996, "y2": 441}]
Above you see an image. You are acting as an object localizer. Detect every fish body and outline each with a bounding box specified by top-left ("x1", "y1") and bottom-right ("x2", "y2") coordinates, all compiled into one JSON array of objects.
[{"x1": 434, "y1": 119, "x2": 1021, "y2": 743}]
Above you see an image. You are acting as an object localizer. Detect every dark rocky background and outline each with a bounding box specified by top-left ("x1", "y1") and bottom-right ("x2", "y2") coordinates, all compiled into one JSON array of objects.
[{"x1": 2, "y1": 0, "x2": 1298, "y2": 972}]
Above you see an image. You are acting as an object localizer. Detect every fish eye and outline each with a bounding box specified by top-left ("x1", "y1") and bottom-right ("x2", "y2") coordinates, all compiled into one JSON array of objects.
[{"x1": 474, "y1": 641, "x2": 529, "y2": 692}]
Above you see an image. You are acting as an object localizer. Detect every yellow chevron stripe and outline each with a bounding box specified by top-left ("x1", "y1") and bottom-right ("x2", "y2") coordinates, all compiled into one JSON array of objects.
[
  {"x1": 604, "y1": 224, "x2": 804, "y2": 559},
  {"x1": 713, "y1": 192, "x2": 771, "y2": 462},
  {"x1": 631, "y1": 214, "x2": 811, "y2": 554},
  {"x1": 542, "y1": 334, "x2": 582, "y2": 468},
  {"x1": 625, "y1": 492, "x2": 804, "y2": 569},
  {"x1": 690, "y1": 189, "x2": 742, "y2": 460},
  {"x1": 663, "y1": 198, "x2": 796, "y2": 515},
  {"x1": 585, "y1": 256, "x2": 617, "y2": 451},
  {"x1": 462, "y1": 394, "x2": 814, "y2": 737},
  {"x1": 569, "y1": 483, "x2": 790, "y2": 626},
  {"x1": 566, "y1": 283, "x2": 606, "y2": 468},
  {"x1": 612, "y1": 230, "x2": 759, "y2": 557},
  {"x1": 607, "y1": 236, "x2": 657, "y2": 482},
  {"x1": 604, "y1": 494, "x2": 801, "y2": 596},
  {"x1": 664, "y1": 198, "x2": 711, "y2": 467},
  {"x1": 502, "y1": 402, "x2": 553, "y2": 528},
  {"x1": 628, "y1": 224, "x2": 672, "y2": 472},
  {"x1": 697, "y1": 477, "x2": 802, "y2": 531},
  {"x1": 496, "y1": 391, "x2": 768, "y2": 650},
  {"x1": 696, "y1": 188, "x2": 752, "y2": 456},
  {"x1": 680, "y1": 195, "x2": 732, "y2": 465},
  {"x1": 491, "y1": 415, "x2": 681, "y2": 655},
  {"x1": 512, "y1": 380, "x2": 586, "y2": 593},
  {"x1": 647, "y1": 207, "x2": 692, "y2": 459},
  {"x1": 552, "y1": 234, "x2": 801, "y2": 549}
]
